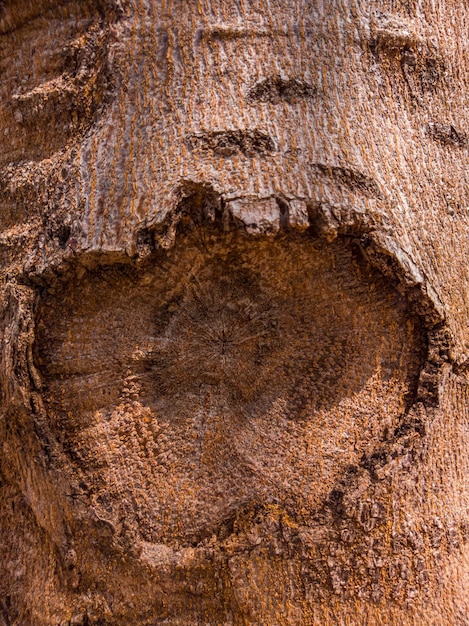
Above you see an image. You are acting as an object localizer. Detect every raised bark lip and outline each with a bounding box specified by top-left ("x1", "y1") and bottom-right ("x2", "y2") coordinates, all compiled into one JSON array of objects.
[
  {"x1": 16, "y1": 171, "x2": 444, "y2": 332},
  {"x1": 150, "y1": 163, "x2": 385, "y2": 244}
]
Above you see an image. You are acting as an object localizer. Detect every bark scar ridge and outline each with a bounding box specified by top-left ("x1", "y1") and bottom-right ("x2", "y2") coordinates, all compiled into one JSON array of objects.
[
  {"x1": 247, "y1": 76, "x2": 317, "y2": 104},
  {"x1": 186, "y1": 130, "x2": 276, "y2": 157}
]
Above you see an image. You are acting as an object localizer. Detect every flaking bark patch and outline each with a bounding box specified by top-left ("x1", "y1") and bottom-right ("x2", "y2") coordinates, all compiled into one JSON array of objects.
[{"x1": 187, "y1": 130, "x2": 276, "y2": 157}]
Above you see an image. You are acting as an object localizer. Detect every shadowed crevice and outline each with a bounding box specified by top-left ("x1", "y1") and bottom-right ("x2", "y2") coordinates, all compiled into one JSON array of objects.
[
  {"x1": 311, "y1": 164, "x2": 383, "y2": 199},
  {"x1": 427, "y1": 123, "x2": 468, "y2": 148},
  {"x1": 248, "y1": 76, "x2": 317, "y2": 104},
  {"x1": 186, "y1": 130, "x2": 276, "y2": 157}
]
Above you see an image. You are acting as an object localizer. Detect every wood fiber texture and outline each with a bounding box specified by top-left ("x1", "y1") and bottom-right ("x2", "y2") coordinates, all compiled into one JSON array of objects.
[
  {"x1": 35, "y1": 232, "x2": 424, "y2": 548},
  {"x1": 0, "y1": 0, "x2": 468, "y2": 624}
]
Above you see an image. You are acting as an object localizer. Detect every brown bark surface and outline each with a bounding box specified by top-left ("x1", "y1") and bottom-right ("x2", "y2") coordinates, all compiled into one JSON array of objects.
[{"x1": 0, "y1": 0, "x2": 468, "y2": 624}]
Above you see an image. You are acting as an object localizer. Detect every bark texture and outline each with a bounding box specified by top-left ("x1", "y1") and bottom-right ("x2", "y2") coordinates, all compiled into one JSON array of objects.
[{"x1": 0, "y1": 0, "x2": 468, "y2": 624}]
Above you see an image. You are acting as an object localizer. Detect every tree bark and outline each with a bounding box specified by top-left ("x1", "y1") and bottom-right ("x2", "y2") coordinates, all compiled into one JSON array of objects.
[{"x1": 0, "y1": 1, "x2": 468, "y2": 624}]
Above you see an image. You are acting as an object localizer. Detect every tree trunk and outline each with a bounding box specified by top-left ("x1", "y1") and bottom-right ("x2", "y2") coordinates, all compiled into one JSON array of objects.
[{"x1": 1, "y1": 0, "x2": 468, "y2": 624}]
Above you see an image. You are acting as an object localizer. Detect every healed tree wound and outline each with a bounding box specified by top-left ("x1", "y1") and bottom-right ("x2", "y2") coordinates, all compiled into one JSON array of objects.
[{"x1": 32, "y1": 230, "x2": 425, "y2": 609}]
